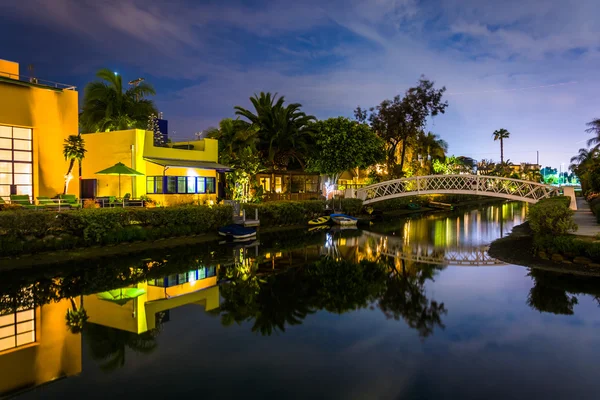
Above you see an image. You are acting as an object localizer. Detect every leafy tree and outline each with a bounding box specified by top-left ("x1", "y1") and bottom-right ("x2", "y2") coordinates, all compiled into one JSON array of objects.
[
  {"x1": 80, "y1": 69, "x2": 157, "y2": 133},
  {"x1": 357, "y1": 77, "x2": 448, "y2": 177},
  {"x1": 432, "y1": 156, "x2": 467, "y2": 175},
  {"x1": 492, "y1": 128, "x2": 511, "y2": 164},
  {"x1": 207, "y1": 118, "x2": 263, "y2": 201},
  {"x1": 307, "y1": 117, "x2": 385, "y2": 196},
  {"x1": 477, "y1": 159, "x2": 495, "y2": 175},
  {"x1": 62, "y1": 134, "x2": 86, "y2": 194},
  {"x1": 235, "y1": 92, "x2": 316, "y2": 173}
]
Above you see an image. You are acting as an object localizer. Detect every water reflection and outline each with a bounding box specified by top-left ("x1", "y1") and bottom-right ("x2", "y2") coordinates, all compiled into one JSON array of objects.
[{"x1": 3, "y1": 202, "x2": 600, "y2": 398}]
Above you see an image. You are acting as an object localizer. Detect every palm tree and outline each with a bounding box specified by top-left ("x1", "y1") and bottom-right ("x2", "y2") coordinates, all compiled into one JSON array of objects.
[
  {"x1": 206, "y1": 118, "x2": 259, "y2": 158},
  {"x1": 585, "y1": 118, "x2": 600, "y2": 149},
  {"x1": 80, "y1": 69, "x2": 157, "y2": 133},
  {"x1": 569, "y1": 148, "x2": 594, "y2": 172},
  {"x1": 416, "y1": 131, "x2": 448, "y2": 173},
  {"x1": 234, "y1": 92, "x2": 316, "y2": 171},
  {"x1": 492, "y1": 128, "x2": 511, "y2": 164},
  {"x1": 63, "y1": 134, "x2": 86, "y2": 194}
]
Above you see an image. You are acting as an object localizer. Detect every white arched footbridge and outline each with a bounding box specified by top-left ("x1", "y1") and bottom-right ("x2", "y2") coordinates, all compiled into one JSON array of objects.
[{"x1": 356, "y1": 174, "x2": 560, "y2": 205}]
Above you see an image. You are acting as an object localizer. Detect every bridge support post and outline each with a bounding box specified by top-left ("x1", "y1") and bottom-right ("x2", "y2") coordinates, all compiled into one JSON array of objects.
[
  {"x1": 416, "y1": 177, "x2": 421, "y2": 194},
  {"x1": 562, "y1": 186, "x2": 577, "y2": 210}
]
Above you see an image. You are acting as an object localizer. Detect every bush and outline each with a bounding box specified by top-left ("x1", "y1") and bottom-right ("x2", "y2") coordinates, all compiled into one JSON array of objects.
[
  {"x1": 528, "y1": 196, "x2": 577, "y2": 235},
  {"x1": 0, "y1": 205, "x2": 232, "y2": 256},
  {"x1": 533, "y1": 235, "x2": 600, "y2": 262}
]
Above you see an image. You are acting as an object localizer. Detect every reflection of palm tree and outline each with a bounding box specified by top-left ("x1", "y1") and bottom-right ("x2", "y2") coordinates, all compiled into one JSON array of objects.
[
  {"x1": 65, "y1": 297, "x2": 88, "y2": 334},
  {"x1": 84, "y1": 323, "x2": 159, "y2": 372},
  {"x1": 527, "y1": 270, "x2": 580, "y2": 315}
]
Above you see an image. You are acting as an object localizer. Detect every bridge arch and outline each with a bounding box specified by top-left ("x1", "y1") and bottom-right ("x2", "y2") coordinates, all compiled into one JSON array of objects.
[{"x1": 356, "y1": 174, "x2": 560, "y2": 205}]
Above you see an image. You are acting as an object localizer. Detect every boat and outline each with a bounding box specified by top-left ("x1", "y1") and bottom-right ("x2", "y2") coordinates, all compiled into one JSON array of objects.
[
  {"x1": 308, "y1": 216, "x2": 331, "y2": 225},
  {"x1": 218, "y1": 224, "x2": 257, "y2": 240},
  {"x1": 407, "y1": 202, "x2": 421, "y2": 210},
  {"x1": 428, "y1": 201, "x2": 454, "y2": 211},
  {"x1": 330, "y1": 213, "x2": 358, "y2": 226}
]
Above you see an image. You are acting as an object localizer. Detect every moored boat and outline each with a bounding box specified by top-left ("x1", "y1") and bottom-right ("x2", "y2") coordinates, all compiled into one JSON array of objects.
[
  {"x1": 218, "y1": 224, "x2": 257, "y2": 240},
  {"x1": 330, "y1": 213, "x2": 358, "y2": 226},
  {"x1": 308, "y1": 216, "x2": 331, "y2": 225}
]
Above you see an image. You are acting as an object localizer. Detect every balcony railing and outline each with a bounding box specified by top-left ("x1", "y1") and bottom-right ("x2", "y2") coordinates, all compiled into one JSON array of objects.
[{"x1": 0, "y1": 71, "x2": 76, "y2": 91}]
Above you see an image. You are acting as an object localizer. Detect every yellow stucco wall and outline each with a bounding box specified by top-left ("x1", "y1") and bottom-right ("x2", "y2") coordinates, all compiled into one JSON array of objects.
[
  {"x1": 0, "y1": 61, "x2": 79, "y2": 199},
  {"x1": 81, "y1": 129, "x2": 219, "y2": 204},
  {"x1": 0, "y1": 299, "x2": 82, "y2": 396},
  {"x1": 0, "y1": 59, "x2": 19, "y2": 78}
]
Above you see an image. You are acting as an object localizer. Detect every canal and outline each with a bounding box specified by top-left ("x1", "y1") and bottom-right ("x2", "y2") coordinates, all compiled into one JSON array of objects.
[{"x1": 2, "y1": 202, "x2": 600, "y2": 399}]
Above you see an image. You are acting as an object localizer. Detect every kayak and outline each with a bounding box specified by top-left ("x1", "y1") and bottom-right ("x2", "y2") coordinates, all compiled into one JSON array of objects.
[
  {"x1": 218, "y1": 224, "x2": 257, "y2": 240},
  {"x1": 330, "y1": 213, "x2": 358, "y2": 226},
  {"x1": 308, "y1": 216, "x2": 330, "y2": 225}
]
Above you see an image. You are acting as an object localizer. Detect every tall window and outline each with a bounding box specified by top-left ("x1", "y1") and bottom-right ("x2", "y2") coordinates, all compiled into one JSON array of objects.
[
  {"x1": 146, "y1": 176, "x2": 216, "y2": 195},
  {"x1": 0, "y1": 309, "x2": 35, "y2": 352},
  {"x1": 0, "y1": 125, "x2": 33, "y2": 199}
]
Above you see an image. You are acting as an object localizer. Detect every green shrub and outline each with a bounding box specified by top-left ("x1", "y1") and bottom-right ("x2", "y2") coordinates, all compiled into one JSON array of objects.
[
  {"x1": 533, "y1": 234, "x2": 600, "y2": 262},
  {"x1": 527, "y1": 196, "x2": 577, "y2": 235},
  {"x1": 0, "y1": 205, "x2": 232, "y2": 256},
  {"x1": 242, "y1": 199, "x2": 364, "y2": 226}
]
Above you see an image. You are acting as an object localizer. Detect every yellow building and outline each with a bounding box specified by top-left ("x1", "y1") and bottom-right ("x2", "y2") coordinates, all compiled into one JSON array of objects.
[
  {"x1": 81, "y1": 129, "x2": 230, "y2": 206},
  {"x1": 84, "y1": 266, "x2": 220, "y2": 335},
  {"x1": 0, "y1": 59, "x2": 79, "y2": 201},
  {"x1": 0, "y1": 299, "x2": 82, "y2": 397}
]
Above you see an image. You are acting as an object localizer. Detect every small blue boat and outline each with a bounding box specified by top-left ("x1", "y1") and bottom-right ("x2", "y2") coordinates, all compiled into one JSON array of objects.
[
  {"x1": 330, "y1": 213, "x2": 358, "y2": 226},
  {"x1": 218, "y1": 224, "x2": 257, "y2": 240}
]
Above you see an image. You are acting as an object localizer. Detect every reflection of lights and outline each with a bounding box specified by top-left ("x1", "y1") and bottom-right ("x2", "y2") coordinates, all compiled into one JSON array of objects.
[{"x1": 325, "y1": 233, "x2": 333, "y2": 248}]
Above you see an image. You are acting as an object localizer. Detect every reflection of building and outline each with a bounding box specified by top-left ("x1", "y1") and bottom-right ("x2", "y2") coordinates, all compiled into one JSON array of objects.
[
  {"x1": 84, "y1": 266, "x2": 220, "y2": 334},
  {"x1": 81, "y1": 129, "x2": 231, "y2": 205},
  {"x1": 0, "y1": 299, "x2": 82, "y2": 396},
  {"x1": 0, "y1": 59, "x2": 78, "y2": 201}
]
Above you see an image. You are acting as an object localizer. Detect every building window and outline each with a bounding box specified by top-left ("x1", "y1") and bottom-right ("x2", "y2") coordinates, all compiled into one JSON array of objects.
[
  {"x1": 260, "y1": 177, "x2": 271, "y2": 193},
  {"x1": 147, "y1": 267, "x2": 217, "y2": 287},
  {"x1": 0, "y1": 125, "x2": 33, "y2": 199},
  {"x1": 146, "y1": 176, "x2": 216, "y2": 194},
  {"x1": 0, "y1": 309, "x2": 36, "y2": 352},
  {"x1": 275, "y1": 177, "x2": 282, "y2": 193}
]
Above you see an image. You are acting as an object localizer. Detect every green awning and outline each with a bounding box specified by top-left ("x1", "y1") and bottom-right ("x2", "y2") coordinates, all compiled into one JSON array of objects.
[{"x1": 144, "y1": 157, "x2": 233, "y2": 172}]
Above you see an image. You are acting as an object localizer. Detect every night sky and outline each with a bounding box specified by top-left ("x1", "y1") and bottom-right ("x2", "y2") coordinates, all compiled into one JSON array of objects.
[{"x1": 1, "y1": 0, "x2": 598, "y2": 168}]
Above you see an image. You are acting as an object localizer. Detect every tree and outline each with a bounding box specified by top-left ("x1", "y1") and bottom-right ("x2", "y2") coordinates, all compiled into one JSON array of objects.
[
  {"x1": 207, "y1": 118, "x2": 263, "y2": 201},
  {"x1": 306, "y1": 117, "x2": 386, "y2": 197},
  {"x1": 234, "y1": 92, "x2": 316, "y2": 172},
  {"x1": 492, "y1": 128, "x2": 511, "y2": 164},
  {"x1": 585, "y1": 118, "x2": 600, "y2": 149},
  {"x1": 415, "y1": 131, "x2": 448, "y2": 174},
  {"x1": 360, "y1": 77, "x2": 448, "y2": 177},
  {"x1": 477, "y1": 159, "x2": 495, "y2": 175},
  {"x1": 80, "y1": 69, "x2": 157, "y2": 133},
  {"x1": 62, "y1": 134, "x2": 86, "y2": 194}
]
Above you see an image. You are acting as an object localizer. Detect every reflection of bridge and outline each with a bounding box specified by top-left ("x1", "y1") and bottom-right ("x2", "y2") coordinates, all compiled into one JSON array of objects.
[
  {"x1": 357, "y1": 174, "x2": 559, "y2": 205},
  {"x1": 362, "y1": 231, "x2": 505, "y2": 266}
]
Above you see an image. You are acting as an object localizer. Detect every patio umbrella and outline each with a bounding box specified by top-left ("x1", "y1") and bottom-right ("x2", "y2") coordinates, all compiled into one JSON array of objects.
[
  {"x1": 96, "y1": 288, "x2": 147, "y2": 306},
  {"x1": 95, "y1": 162, "x2": 144, "y2": 197}
]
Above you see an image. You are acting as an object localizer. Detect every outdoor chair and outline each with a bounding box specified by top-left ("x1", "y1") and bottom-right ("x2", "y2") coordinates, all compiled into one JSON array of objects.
[
  {"x1": 36, "y1": 196, "x2": 62, "y2": 209},
  {"x1": 10, "y1": 195, "x2": 39, "y2": 209},
  {"x1": 57, "y1": 194, "x2": 81, "y2": 208}
]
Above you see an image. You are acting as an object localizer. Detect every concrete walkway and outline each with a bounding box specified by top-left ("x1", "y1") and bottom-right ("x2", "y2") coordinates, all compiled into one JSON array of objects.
[{"x1": 573, "y1": 198, "x2": 600, "y2": 237}]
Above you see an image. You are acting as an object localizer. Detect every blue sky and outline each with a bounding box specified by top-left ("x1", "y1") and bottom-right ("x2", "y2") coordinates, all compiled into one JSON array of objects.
[{"x1": 1, "y1": 0, "x2": 599, "y2": 168}]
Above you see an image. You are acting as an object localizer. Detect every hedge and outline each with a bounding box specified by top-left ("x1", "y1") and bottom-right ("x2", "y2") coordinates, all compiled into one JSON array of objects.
[
  {"x1": 241, "y1": 199, "x2": 363, "y2": 226},
  {"x1": 0, "y1": 205, "x2": 232, "y2": 256},
  {"x1": 527, "y1": 196, "x2": 577, "y2": 236}
]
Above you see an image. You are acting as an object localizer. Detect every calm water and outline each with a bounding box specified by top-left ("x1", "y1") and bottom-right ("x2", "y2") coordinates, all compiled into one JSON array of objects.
[{"x1": 3, "y1": 203, "x2": 600, "y2": 400}]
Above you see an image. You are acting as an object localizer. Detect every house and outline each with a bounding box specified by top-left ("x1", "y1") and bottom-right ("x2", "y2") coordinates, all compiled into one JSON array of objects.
[
  {"x1": 0, "y1": 298, "x2": 82, "y2": 396},
  {"x1": 256, "y1": 171, "x2": 322, "y2": 201},
  {"x1": 80, "y1": 129, "x2": 231, "y2": 206},
  {"x1": 0, "y1": 59, "x2": 78, "y2": 201}
]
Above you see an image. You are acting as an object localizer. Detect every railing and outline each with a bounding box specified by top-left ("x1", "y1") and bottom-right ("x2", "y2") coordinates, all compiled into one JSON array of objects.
[
  {"x1": 357, "y1": 174, "x2": 559, "y2": 204},
  {"x1": 263, "y1": 192, "x2": 324, "y2": 202},
  {"x1": 0, "y1": 71, "x2": 76, "y2": 90}
]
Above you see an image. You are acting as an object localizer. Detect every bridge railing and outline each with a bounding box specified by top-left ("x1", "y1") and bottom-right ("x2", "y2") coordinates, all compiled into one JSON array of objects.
[{"x1": 357, "y1": 174, "x2": 559, "y2": 204}]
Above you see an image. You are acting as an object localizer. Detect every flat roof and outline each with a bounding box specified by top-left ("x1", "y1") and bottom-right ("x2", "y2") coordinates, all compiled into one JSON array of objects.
[{"x1": 144, "y1": 157, "x2": 233, "y2": 172}]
